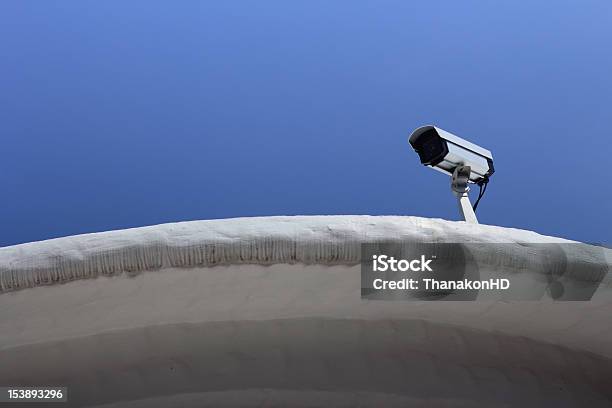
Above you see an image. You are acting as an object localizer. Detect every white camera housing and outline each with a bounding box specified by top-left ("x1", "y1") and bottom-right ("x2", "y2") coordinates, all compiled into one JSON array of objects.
[{"x1": 408, "y1": 125, "x2": 494, "y2": 184}]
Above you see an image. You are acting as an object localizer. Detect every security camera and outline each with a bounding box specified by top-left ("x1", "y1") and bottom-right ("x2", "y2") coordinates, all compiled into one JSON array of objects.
[
  {"x1": 408, "y1": 125, "x2": 494, "y2": 184},
  {"x1": 408, "y1": 125, "x2": 495, "y2": 224}
]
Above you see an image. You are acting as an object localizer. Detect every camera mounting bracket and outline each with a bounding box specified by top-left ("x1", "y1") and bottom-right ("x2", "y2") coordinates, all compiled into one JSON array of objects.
[{"x1": 451, "y1": 165, "x2": 478, "y2": 224}]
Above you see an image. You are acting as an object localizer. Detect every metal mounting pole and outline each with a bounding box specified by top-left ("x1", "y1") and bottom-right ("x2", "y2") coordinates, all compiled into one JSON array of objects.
[{"x1": 451, "y1": 166, "x2": 478, "y2": 224}]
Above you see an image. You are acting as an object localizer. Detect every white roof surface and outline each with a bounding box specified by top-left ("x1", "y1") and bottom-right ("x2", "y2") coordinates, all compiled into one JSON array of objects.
[{"x1": 0, "y1": 215, "x2": 575, "y2": 292}]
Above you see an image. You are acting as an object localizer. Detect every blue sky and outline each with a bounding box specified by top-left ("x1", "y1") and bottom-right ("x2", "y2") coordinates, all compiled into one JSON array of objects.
[{"x1": 1, "y1": 1, "x2": 610, "y2": 246}]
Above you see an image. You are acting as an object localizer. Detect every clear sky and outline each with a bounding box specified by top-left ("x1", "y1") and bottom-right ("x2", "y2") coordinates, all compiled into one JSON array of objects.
[{"x1": 1, "y1": 1, "x2": 610, "y2": 246}]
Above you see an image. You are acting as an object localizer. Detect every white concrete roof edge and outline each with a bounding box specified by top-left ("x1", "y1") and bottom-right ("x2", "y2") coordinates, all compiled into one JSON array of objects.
[{"x1": 0, "y1": 215, "x2": 599, "y2": 293}]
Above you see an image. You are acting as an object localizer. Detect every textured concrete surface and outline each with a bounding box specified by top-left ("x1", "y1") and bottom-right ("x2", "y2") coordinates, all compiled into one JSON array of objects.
[{"x1": 1, "y1": 216, "x2": 610, "y2": 407}]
